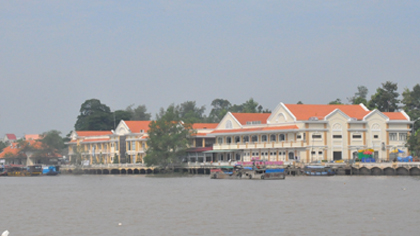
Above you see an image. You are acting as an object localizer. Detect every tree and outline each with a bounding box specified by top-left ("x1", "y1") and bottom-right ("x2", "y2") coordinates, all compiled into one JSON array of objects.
[
  {"x1": 348, "y1": 85, "x2": 369, "y2": 105},
  {"x1": 34, "y1": 130, "x2": 66, "y2": 159},
  {"x1": 241, "y1": 98, "x2": 259, "y2": 113},
  {"x1": 0, "y1": 141, "x2": 8, "y2": 153},
  {"x1": 176, "y1": 101, "x2": 206, "y2": 123},
  {"x1": 113, "y1": 110, "x2": 132, "y2": 128},
  {"x1": 407, "y1": 130, "x2": 420, "y2": 157},
  {"x1": 402, "y1": 84, "x2": 420, "y2": 130},
  {"x1": 208, "y1": 98, "x2": 232, "y2": 122},
  {"x1": 75, "y1": 99, "x2": 113, "y2": 131},
  {"x1": 329, "y1": 98, "x2": 343, "y2": 105},
  {"x1": 297, "y1": 101, "x2": 303, "y2": 104},
  {"x1": 368, "y1": 81, "x2": 400, "y2": 112},
  {"x1": 144, "y1": 105, "x2": 194, "y2": 167},
  {"x1": 126, "y1": 104, "x2": 151, "y2": 121}
]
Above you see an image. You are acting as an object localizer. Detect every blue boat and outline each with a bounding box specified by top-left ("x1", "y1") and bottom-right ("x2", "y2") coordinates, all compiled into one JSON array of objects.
[{"x1": 42, "y1": 166, "x2": 60, "y2": 176}]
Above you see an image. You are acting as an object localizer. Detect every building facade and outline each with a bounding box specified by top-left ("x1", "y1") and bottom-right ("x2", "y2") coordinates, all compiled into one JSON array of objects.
[{"x1": 210, "y1": 103, "x2": 411, "y2": 163}]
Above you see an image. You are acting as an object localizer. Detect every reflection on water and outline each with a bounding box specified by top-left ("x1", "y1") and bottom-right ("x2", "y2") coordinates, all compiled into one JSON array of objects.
[{"x1": 1, "y1": 175, "x2": 420, "y2": 236}]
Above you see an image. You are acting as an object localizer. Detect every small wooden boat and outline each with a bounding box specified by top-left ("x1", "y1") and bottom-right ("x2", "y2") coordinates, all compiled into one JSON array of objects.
[
  {"x1": 210, "y1": 166, "x2": 243, "y2": 179},
  {"x1": 304, "y1": 166, "x2": 335, "y2": 176},
  {"x1": 243, "y1": 167, "x2": 286, "y2": 180},
  {"x1": 43, "y1": 166, "x2": 59, "y2": 176}
]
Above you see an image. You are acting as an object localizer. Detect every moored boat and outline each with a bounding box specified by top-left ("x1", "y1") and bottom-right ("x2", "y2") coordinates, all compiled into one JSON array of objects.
[
  {"x1": 28, "y1": 165, "x2": 43, "y2": 176},
  {"x1": 2, "y1": 165, "x2": 30, "y2": 176},
  {"x1": 210, "y1": 166, "x2": 243, "y2": 179},
  {"x1": 304, "y1": 165, "x2": 335, "y2": 176},
  {"x1": 43, "y1": 166, "x2": 60, "y2": 176},
  {"x1": 243, "y1": 167, "x2": 286, "y2": 180}
]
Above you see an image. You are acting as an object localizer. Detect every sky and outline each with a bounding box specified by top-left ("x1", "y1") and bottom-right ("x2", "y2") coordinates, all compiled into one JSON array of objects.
[{"x1": 1, "y1": 0, "x2": 419, "y2": 138}]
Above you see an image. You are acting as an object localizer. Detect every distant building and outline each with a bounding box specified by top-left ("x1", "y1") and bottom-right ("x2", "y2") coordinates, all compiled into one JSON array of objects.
[
  {"x1": 25, "y1": 134, "x2": 41, "y2": 140},
  {"x1": 3, "y1": 134, "x2": 17, "y2": 143}
]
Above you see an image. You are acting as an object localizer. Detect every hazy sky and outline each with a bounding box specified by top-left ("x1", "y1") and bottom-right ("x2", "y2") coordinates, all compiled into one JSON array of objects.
[{"x1": 1, "y1": 1, "x2": 419, "y2": 137}]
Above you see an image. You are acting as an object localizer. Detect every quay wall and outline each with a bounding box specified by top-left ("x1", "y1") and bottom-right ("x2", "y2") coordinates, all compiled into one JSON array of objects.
[{"x1": 60, "y1": 163, "x2": 420, "y2": 176}]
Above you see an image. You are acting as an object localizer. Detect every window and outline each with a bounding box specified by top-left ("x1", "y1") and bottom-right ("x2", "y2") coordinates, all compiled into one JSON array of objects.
[
  {"x1": 270, "y1": 134, "x2": 276, "y2": 142},
  {"x1": 297, "y1": 134, "x2": 302, "y2": 139},
  {"x1": 217, "y1": 137, "x2": 223, "y2": 144},
  {"x1": 389, "y1": 133, "x2": 397, "y2": 141},
  {"x1": 226, "y1": 137, "x2": 232, "y2": 144},
  {"x1": 234, "y1": 136, "x2": 240, "y2": 143},
  {"x1": 243, "y1": 136, "x2": 249, "y2": 143},
  {"x1": 399, "y1": 133, "x2": 407, "y2": 141},
  {"x1": 374, "y1": 135, "x2": 379, "y2": 139},
  {"x1": 333, "y1": 135, "x2": 342, "y2": 139},
  {"x1": 251, "y1": 135, "x2": 258, "y2": 143},
  {"x1": 261, "y1": 135, "x2": 267, "y2": 142},
  {"x1": 352, "y1": 134, "x2": 362, "y2": 139},
  {"x1": 311, "y1": 151, "x2": 316, "y2": 155},
  {"x1": 318, "y1": 151, "x2": 323, "y2": 155},
  {"x1": 312, "y1": 134, "x2": 322, "y2": 139},
  {"x1": 225, "y1": 120, "x2": 233, "y2": 129},
  {"x1": 131, "y1": 142, "x2": 135, "y2": 151},
  {"x1": 246, "y1": 121, "x2": 262, "y2": 125},
  {"x1": 279, "y1": 134, "x2": 285, "y2": 141}
]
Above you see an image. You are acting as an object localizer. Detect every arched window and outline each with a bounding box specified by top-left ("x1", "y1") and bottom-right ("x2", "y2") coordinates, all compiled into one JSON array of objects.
[
  {"x1": 332, "y1": 123, "x2": 342, "y2": 131},
  {"x1": 251, "y1": 135, "x2": 258, "y2": 143},
  {"x1": 217, "y1": 137, "x2": 223, "y2": 144},
  {"x1": 372, "y1": 123, "x2": 380, "y2": 130},
  {"x1": 225, "y1": 120, "x2": 233, "y2": 129},
  {"x1": 288, "y1": 152, "x2": 295, "y2": 160},
  {"x1": 279, "y1": 134, "x2": 285, "y2": 141},
  {"x1": 270, "y1": 134, "x2": 276, "y2": 142},
  {"x1": 234, "y1": 136, "x2": 240, "y2": 143},
  {"x1": 261, "y1": 135, "x2": 267, "y2": 142},
  {"x1": 243, "y1": 136, "x2": 249, "y2": 143},
  {"x1": 226, "y1": 137, "x2": 232, "y2": 144}
]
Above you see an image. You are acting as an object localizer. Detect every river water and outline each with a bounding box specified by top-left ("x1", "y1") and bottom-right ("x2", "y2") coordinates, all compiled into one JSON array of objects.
[{"x1": 1, "y1": 175, "x2": 419, "y2": 236}]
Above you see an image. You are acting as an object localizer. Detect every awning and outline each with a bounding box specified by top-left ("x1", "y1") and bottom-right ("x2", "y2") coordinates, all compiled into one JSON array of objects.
[
  {"x1": 202, "y1": 149, "x2": 243, "y2": 153},
  {"x1": 391, "y1": 149, "x2": 404, "y2": 153}
]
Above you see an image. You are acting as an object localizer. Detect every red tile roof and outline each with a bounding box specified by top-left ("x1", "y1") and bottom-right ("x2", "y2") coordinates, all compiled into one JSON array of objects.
[
  {"x1": 211, "y1": 125, "x2": 299, "y2": 134},
  {"x1": 124, "y1": 121, "x2": 151, "y2": 133},
  {"x1": 231, "y1": 113, "x2": 271, "y2": 125},
  {"x1": 76, "y1": 131, "x2": 113, "y2": 137},
  {"x1": 192, "y1": 123, "x2": 218, "y2": 129},
  {"x1": 5, "y1": 134, "x2": 17, "y2": 140},
  {"x1": 383, "y1": 112, "x2": 409, "y2": 120},
  {"x1": 25, "y1": 134, "x2": 40, "y2": 140},
  {"x1": 284, "y1": 104, "x2": 370, "y2": 120}
]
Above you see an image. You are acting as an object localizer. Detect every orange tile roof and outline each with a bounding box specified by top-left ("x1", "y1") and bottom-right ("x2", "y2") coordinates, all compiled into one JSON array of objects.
[
  {"x1": 383, "y1": 112, "x2": 408, "y2": 120},
  {"x1": 192, "y1": 123, "x2": 218, "y2": 129},
  {"x1": 124, "y1": 121, "x2": 151, "y2": 133},
  {"x1": 211, "y1": 125, "x2": 299, "y2": 134},
  {"x1": 76, "y1": 131, "x2": 113, "y2": 137},
  {"x1": 231, "y1": 113, "x2": 271, "y2": 125},
  {"x1": 0, "y1": 143, "x2": 20, "y2": 158},
  {"x1": 81, "y1": 138, "x2": 110, "y2": 143},
  {"x1": 284, "y1": 104, "x2": 370, "y2": 120},
  {"x1": 25, "y1": 134, "x2": 40, "y2": 140}
]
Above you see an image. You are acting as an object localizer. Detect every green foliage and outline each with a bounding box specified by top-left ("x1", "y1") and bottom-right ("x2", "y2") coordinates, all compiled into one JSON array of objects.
[
  {"x1": 0, "y1": 141, "x2": 8, "y2": 153},
  {"x1": 348, "y1": 85, "x2": 368, "y2": 104},
  {"x1": 126, "y1": 104, "x2": 151, "y2": 120},
  {"x1": 75, "y1": 99, "x2": 113, "y2": 131},
  {"x1": 176, "y1": 101, "x2": 206, "y2": 123},
  {"x1": 297, "y1": 101, "x2": 303, "y2": 104},
  {"x1": 144, "y1": 105, "x2": 194, "y2": 167},
  {"x1": 329, "y1": 98, "x2": 343, "y2": 105},
  {"x1": 33, "y1": 130, "x2": 66, "y2": 159},
  {"x1": 368, "y1": 81, "x2": 399, "y2": 112},
  {"x1": 113, "y1": 110, "x2": 132, "y2": 128},
  {"x1": 407, "y1": 130, "x2": 420, "y2": 157},
  {"x1": 113, "y1": 154, "x2": 119, "y2": 164},
  {"x1": 402, "y1": 84, "x2": 420, "y2": 131},
  {"x1": 208, "y1": 98, "x2": 232, "y2": 122}
]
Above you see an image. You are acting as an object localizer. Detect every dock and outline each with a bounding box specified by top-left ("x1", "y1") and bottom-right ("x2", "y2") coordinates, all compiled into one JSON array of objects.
[{"x1": 59, "y1": 162, "x2": 420, "y2": 176}]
